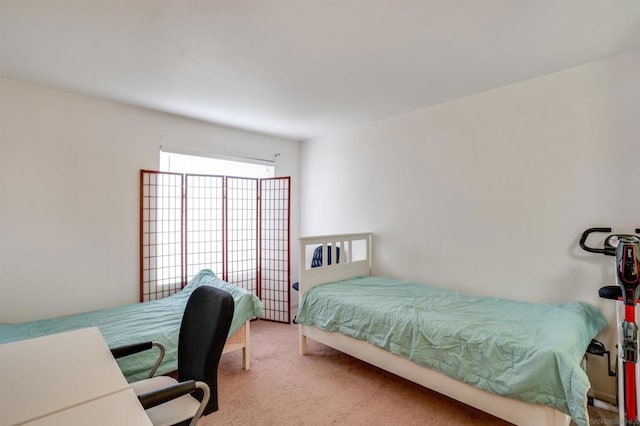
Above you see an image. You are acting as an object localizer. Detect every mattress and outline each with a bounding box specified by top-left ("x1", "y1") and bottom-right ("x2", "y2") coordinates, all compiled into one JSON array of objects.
[
  {"x1": 0, "y1": 269, "x2": 263, "y2": 381},
  {"x1": 295, "y1": 276, "x2": 607, "y2": 426}
]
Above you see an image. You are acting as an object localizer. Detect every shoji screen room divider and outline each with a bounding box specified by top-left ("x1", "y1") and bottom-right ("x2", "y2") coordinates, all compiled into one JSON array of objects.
[{"x1": 140, "y1": 170, "x2": 291, "y2": 323}]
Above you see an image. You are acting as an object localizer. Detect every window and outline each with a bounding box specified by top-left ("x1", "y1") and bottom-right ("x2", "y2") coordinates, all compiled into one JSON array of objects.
[{"x1": 159, "y1": 149, "x2": 274, "y2": 178}]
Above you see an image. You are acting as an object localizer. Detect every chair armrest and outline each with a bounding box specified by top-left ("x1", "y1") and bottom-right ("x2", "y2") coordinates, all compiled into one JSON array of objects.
[
  {"x1": 138, "y1": 380, "x2": 210, "y2": 426},
  {"x1": 110, "y1": 342, "x2": 166, "y2": 378},
  {"x1": 110, "y1": 342, "x2": 153, "y2": 359}
]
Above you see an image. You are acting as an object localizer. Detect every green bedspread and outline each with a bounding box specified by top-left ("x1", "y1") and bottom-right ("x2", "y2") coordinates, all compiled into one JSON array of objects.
[
  {"x1": 0, "y1": 269, "x2": 263, "y2": 382},
  {"x1": 295, "y1": 276, "x2": 606, "y2": 426}
]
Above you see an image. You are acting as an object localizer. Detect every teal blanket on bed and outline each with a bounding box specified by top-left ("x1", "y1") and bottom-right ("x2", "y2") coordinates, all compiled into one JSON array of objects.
[
  {"x1": 295, "y1": 276, "x2": 606, "y2": 426},
  {"x1": 0, "y1": 270, "x2": 263, "y2": 382}
]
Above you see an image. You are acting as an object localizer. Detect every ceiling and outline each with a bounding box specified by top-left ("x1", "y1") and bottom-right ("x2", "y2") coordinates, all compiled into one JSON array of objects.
[{"x1": 1, "y1": 1, "x2": 640, "y2": 141}]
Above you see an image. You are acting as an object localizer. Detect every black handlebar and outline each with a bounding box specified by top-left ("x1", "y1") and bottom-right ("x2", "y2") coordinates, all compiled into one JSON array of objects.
[
  {"x1": 579, "y1": 227, "x2": 616, "y2": 256},
  {"x1": 580, "y1": 227, "x2": 640, "y2": 256}
]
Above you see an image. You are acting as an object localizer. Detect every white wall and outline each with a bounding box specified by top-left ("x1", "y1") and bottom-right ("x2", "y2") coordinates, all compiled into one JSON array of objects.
[
  {"x1": 0, "y1": 78, "x2": 300, "y2": 323},
  {"x1": 300, "y1": 49, "x2": 640, "y2": 400}
]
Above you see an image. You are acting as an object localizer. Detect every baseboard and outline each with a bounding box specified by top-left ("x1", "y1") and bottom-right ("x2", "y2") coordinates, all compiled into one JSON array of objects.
[{"x1": 591, "y1": 389, "x2": 616, "y2": 405}]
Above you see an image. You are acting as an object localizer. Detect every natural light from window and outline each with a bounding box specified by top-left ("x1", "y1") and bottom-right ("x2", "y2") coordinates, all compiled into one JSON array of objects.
[{"x1": 159, "y1": 150, "x2": 274, "y2": 178}]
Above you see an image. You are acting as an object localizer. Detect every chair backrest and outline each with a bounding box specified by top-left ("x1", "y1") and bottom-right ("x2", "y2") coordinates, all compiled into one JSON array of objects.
[
  {"x1": 177, "y1": 285, "x2": 234, "y2": 415},
  {"x1": 310, "y1": 245, "x2": 340, "y2": 268}
]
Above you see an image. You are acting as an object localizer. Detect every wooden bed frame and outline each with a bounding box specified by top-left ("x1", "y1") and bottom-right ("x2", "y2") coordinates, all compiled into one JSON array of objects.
[
  {"x1": 223, "y1": 320, "x2": 251, "y2": 369},
  {"x1": 297, "y1": 232, "x2": 572, "y2": 426}
]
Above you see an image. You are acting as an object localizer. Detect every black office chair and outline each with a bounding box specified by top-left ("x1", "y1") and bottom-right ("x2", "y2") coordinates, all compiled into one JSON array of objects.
[
  {"x1": 292, "y1": 245, "x2": 340, "y2": 291},
  {"x1": 119, "y1": 286, "x2": 234, "y2": 426}
]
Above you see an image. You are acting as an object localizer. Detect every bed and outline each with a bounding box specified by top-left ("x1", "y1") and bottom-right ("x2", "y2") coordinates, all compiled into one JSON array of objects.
[
  {"x1": 0, "y1": 269, "x2": 263, "y2": 381},
  {"x1": 295, "y1": 233, "x2": 607, "y2": 426}
]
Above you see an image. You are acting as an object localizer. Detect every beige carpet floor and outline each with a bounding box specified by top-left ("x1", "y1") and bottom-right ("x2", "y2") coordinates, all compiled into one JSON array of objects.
[
  {"x1": 200, "y1": 320, "x2": 618, "y2": 425},
  {"x1": 201, "y1": 320, "x2": 522, "y2": 425}
]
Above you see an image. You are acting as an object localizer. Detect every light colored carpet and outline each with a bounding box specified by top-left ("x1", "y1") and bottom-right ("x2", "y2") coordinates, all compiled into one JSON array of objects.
[
  {"x1": 581, "y1": 406, "x2": 617, "y2": 426},
  {"x1": 201, "y1": 320, "x2": 516, "y2": 425}
]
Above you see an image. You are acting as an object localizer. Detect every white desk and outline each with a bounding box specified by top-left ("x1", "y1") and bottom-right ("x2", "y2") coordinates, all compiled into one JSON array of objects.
[
  {"x1": 0, "y1": 327, "x2": 151, "y2": 426},
  {"x1": 23, "y1": 388, "x2": 152, "y2": 426}
]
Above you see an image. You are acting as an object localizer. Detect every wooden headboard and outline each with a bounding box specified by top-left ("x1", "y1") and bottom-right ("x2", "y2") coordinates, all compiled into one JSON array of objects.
[{"x1": 298, "y1": 233, "x2": 372, "y2": 297}]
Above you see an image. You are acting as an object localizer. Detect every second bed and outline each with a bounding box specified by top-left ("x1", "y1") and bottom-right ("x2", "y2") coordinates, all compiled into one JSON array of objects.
[
  {"x1": 0, "y1": 269, "x2": 263, "y2": 381},
  {"x1": 295, "y1": 233, "x2": 607, "y2": 426}
]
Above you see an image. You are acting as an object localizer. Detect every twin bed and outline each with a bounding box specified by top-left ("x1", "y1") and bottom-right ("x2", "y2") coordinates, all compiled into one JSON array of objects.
[
  {"x1": 295, "y1": 233, "x2": 607, "y2": 426},
  {"x1": 0, "y1": 269, "x2": 263, "y2": 381}
]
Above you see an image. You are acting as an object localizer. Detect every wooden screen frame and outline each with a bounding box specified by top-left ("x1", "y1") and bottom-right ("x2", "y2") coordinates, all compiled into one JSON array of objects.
[{"x1": 140, "y1": 170, "x2": 291, "y2": 323}]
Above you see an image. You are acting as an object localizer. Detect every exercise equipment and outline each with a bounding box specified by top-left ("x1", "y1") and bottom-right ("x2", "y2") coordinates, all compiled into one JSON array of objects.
[{"x1": 581, "y1": 227, "x2": 640, "y2": 426}]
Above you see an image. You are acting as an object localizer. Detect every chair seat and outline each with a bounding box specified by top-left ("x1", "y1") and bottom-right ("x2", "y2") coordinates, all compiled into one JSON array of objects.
[
  {"x1": 145, "y1": 393, "x2": 202, "y2": 426},
  {"x1": 131, "y1": 376, "x2": 202, "y2": 426}
]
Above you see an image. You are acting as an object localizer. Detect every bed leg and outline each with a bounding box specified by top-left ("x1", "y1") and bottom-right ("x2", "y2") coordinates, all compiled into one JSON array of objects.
[
  {"x1": 242, "y1": 321, "x2": 250, "y2": 370},
  {"x1": 299, "y1": 326, "x2": 307, "y2": 355},
  {"x1": 242, "y1": 348, "x2": 250, "y2": 370}
]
